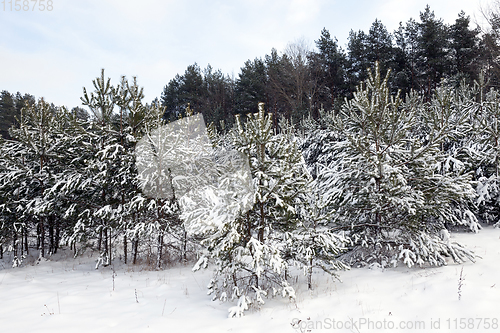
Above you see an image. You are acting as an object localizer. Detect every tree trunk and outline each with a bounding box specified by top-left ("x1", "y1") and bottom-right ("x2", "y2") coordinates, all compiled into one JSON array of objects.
[
  {"x1": 258, "y1": 202, "x2": 265, "y2": 242},
  {"x1": 133, "y1": 236, "x2": 139, "y2": 265},
  {"x1": 103, "y1": 228, "x2": 108, "y2": 266},
  {"x1": 20, "y1": 228, "x2": 24, "y2": 256},
  {"x1": 49, "y1": 216, "x2": 54, "y2": 255},
  {"x1": 13, "y1": 230, "x2": 17, "y2": 257},
  {"x1": 156, "y1": 230, "x2": 164, "y2": 270},
  {"x1": 98, "y1": 228, "x2": 102, "y2": 251},
  {"x1": 108, "y1": 228, "x2": 112, "y2": 265},
  {"x1": 36, "y1": 223, "x2": 41, "y2": 249},
  {"x1": 246, "y1": 212, "x2": 251, "y2": 243},
  {"x1": 39, "y1": 219, "x2": 45, "y2": 258},
  {"x1": 258, "y1": 141, "x2": 265, "y2": 243},
  {"x1": 182, "y1": 230, "x2": 187, "y2": 262},
  {"x1": 123, "y1": 233, "x2": 127, "y2": 264},
  {"x1": 54, "y1": 222, "x2": 60, "y2": 254},
  {"x1": 24, "y1": 225, "x2": 29, "y2": 255},
  {"x1": 307, "y1": 258, "x2": 313, "y2": 290}
]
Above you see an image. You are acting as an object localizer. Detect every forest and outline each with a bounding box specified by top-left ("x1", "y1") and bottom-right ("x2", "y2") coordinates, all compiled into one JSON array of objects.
[{"x1": 1, "y1": 5, "x2": 500, "y2": 312}]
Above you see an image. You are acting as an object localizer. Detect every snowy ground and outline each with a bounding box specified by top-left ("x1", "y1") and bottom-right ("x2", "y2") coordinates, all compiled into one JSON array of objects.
[{"x1": 0, "y1": 227, "x2": 499, "y2": 333}]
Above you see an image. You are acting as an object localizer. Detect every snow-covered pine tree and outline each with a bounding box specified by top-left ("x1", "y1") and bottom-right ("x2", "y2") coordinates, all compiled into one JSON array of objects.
[
  {"x1": 67, "y1": 72, "x2": 199, "y2": 267},
  {"x1": 0, "y1": 98, "x2": 71, "y2": 261},
  {"x1": 312, "y1": 63, "x2": 476, "y2": 267},
  {"x1": 120, "y1": 94, "x2": 165, "y2": 265},
  {"x1": 133, "y1": 103, "x2": 216, "y2": 268},
  {"x1": 416, "y1": 82, "x2": 479, "y2": 233},
  {"x1": 74, "y1": 71, "x2": 167, "y2": 267},
  {"x1": 0, "y1": 137, "x2": 28, "y2": 261},
  {"x1": 112, "y1": 76, "x2": 151, "y2": 265},
  {"x1": 289, "y1": 183, "x2": 348, "y2": 290},
  {"x1": 192, "y1": 103, "x2": 346, "y2": 314},
  {"x1": 71, "y1": 69, "x2": 124, "y2": 266},
  {"x1": 39, "y1": 103, "x2": 90, "y2": 256},
  {"x1": 475, "y1": 86, "x2": 500, "y2": 227},
  {"x1": 41, "y1": 102, "x2": 101, "y2": 258}
]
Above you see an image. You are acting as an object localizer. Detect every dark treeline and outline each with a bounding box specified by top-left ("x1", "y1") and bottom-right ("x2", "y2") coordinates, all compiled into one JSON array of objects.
[
  {"x1": 0, "y1": 91, "x2": 35, "y2": 139},
  {"x1": 161, "y1": 6, "x2": 494, "y2": 129},
  {"x1": 0, "y1": 90, "x2": 87, "y2": 140}
]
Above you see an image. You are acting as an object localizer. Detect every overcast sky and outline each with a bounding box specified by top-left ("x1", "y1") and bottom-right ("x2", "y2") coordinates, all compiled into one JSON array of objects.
[{"x1": 0, "y1": 0, "x2": 493, "y2": 108}]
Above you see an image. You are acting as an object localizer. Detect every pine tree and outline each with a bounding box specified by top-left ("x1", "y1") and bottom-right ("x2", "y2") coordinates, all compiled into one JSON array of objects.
[
  {"x1": 70, "y1": 69, "x2": 122, "y2": 266},
  {"x1": 0, "y1": 98, "x2": 70, "y2": 261},
  {"x1": 0, "y1": 91, "x2": 17, "y2": 139},
  {"x1": 311, "y1": 63, "x2": 476, "y2": 267},
  {"x1": 235, "y1": 59, "x2": 268, "y2": 115},
  {"x1": 420, "y1": 82, "x2": 479, "y2": 233},
  {"x1": 191, "y1": 103, "x2": 345, "y2": 314},
  {"x1": 393, "y1": 18, "x2": 420, "y2": 93},
  {"x1": 0, "y1": 137, "x2": 27, "y2": 261},
  {"x1": 202, "y1": 65, "x2": 235, "y2": 130},
  {"x1": 417, "y1": 5, "x2": 450, "y2": 97},
  {"x1": 450, "y1": 11, "x2": 480, "y2": 83},
  {"x1": 112, "y1": 76, "x2": 150, "y2": 265},
  {"x1": 309, "y1": 28, "x2": 348, "y2": 112},
  {"x1": 134, "y1": 104, "x2": 212, "y2": 268},
  {"x1": 475, "y1": 86, "x2": 500, "y2": 227}
]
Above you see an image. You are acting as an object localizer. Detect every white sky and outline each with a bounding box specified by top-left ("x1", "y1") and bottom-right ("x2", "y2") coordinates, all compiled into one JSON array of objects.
[{"x1": 0, "y1": 0, "x2": 494, "y2": 108}]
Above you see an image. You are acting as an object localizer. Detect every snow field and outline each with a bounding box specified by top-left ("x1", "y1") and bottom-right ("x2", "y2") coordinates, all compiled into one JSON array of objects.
[{"x1": 0, "y1": 226, "x2": 498, "y2": 333}]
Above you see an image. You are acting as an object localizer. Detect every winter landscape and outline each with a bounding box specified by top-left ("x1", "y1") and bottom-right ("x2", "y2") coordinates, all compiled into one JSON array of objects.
[{"x1": 2, "y1": 1, "x2": 500, "y2": 332}]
